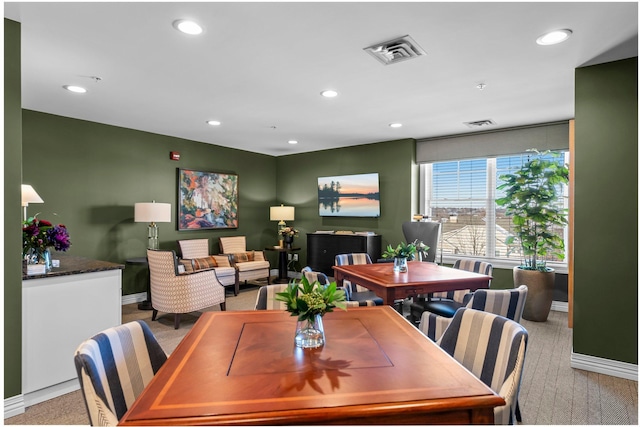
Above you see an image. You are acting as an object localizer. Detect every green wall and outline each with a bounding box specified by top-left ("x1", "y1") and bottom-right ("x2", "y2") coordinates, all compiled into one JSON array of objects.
[
  {"x1": 21, "y1": 110, "x2": 278, "y2": 295},
  {"x1": 574, "y1": 57, "x2": 638, "y2": 364},
  {"x1": 274, "y1": 139, "x2": 417, "y2": 267},
  {"x1": 5, "y1": 18, "x2": 23, "y2": 400}
]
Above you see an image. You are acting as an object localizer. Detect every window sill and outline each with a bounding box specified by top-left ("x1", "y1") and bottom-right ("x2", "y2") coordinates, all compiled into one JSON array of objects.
[{"x1": 438, "y1": 255, "x2": 568, "y2": 275}]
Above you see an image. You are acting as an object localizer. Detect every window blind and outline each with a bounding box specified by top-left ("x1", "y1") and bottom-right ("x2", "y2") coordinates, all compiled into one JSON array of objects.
[{"x1": 416, "y1": 121, "x2": 569, "y2": 163}]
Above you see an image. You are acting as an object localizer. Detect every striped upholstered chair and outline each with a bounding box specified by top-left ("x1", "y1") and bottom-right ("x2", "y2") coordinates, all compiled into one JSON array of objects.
[
  {"x1": 219, "y1": 236, "x2": 271, "y2": 285},
  {"x1": 334, "y1": 253, "x2": 383, "y2": 306},
  {"x1": 301, "y1": 266, "x2": 371, "y2": 308},
  {"x1": 408, "y1": 259, "x2": 493, "y2": 324},
  {"x1": 147, "y1": 249, "x2": 226, "y2": 329},
  {"x1": 438, "y1": 308, "x2": 529, "y2": 425},
  {"x1": 419, "y1": 285, "x2": 528, "y2": 341},
  {"x1": 74, "y1": 320, "x2": 167, "y2": 426},
  {"x1": 177, "y1": 238, "x2": 240, "y2": 295},
  {"x1": 254, "y1": 283, "x2": 296, "y2": 310}
]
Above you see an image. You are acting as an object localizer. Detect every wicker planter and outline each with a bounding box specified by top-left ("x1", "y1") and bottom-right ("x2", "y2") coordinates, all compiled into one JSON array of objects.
[{"x1": 513, "y1": 266, "x2": 555, "y2": 322}]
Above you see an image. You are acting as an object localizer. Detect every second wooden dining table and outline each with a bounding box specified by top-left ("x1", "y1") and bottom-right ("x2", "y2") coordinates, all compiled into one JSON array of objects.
[
  {"x1": 119, "y1": 306, "x2": 504, "y2": 425},
  {"x1": 332, "y1": 261, "x2": 493, "y2": 305}
]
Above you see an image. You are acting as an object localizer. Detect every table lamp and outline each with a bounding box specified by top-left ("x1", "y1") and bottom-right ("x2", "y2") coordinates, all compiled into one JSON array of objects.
[
  {"x1": 134, "y1": 201, "x2": 172, "y2": 250},
  {"x1": 22, "y1": 184, "x2": 44, "y2": 221},
  {"x1": 270, "y1": 204, "x2": 295, "y2": 246}
]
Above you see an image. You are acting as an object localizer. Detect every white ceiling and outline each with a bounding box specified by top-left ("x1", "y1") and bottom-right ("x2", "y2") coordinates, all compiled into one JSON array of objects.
[{"x1": 5, "y1": 2, "x2": 638, "y2": 156}]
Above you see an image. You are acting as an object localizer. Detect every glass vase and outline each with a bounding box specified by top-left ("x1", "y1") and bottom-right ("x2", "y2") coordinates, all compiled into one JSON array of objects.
[
  {"x1": 394, "y1": 257, "x2": 408, "y2": 273},
  {"x1": 294, "y1": 314, "x2": 325, "y2": 349},
  {"x1": 26, "y1": 247, "x2": 52, "y2": 272}
]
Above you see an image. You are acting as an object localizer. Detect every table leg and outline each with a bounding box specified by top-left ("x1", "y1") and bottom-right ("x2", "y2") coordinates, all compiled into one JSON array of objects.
[{"x1": 274, "y1": 251, "x2": 289, "y2": 284}]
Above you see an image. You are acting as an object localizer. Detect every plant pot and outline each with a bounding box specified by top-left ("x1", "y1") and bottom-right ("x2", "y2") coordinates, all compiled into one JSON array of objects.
[
  {"x1": 514, "y1": 266, "x2": 555, "y2": 322},
  {"x1": 393, "y1": 257, "x2": 408, "y2": 273},
  {"x1": 294, "y1": 314, "x2": 325, "y2": 349}
]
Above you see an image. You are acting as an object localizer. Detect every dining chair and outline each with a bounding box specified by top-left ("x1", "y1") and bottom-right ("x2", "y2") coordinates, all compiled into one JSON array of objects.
[
  {"x1": 334, "y1": 253, "x2": 383, "y2": 306},
  {"x1": 254, "y1": 283, "x2": 296, "y2": 310},
  {"x1": 74, "y1": 320, "x2": 167, "y2": 426},
  {"x1": 438, "y1": 308, "x2": 529, "y2": 425},
  {"x1": 401, "y1": 221, "x2": 440, "y2": 262},
  {"x1": 177, "y1": 238, "x2": 240, "y2": 295},
  {"x1": 301, "y1": 266, "x2": 374, "y2": 307},
  {"x1": 419, "y1": 285, "x2": 528, "y2": 341},
  {"x1": 408, "y1": 259, "x2": 493, "y2": 323},
  {"x1": 147, "y1": 249, "x2": 226, "y2": 329}
]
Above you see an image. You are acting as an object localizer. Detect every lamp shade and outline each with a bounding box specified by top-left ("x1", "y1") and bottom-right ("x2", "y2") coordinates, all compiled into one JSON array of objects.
[
  {"x1": 21, "y1": 184, "x2": 44, "y2": 207},
  {"x1": 270, "y1": 205, "x2": 295, "y2": 221},
  {"x1": 134, "y1": 202, "x2": 172, "y2": 223}
]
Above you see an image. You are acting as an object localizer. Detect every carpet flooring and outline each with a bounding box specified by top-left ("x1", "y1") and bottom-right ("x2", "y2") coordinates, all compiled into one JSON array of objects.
[{"x1": 6, "y1": 284, "x2": 638, "y2": 425}]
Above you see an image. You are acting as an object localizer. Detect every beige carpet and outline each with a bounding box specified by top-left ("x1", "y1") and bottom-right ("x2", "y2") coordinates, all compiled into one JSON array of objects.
[{"x1": 6, "y1": 287, "x2": 638, "y2": 425}]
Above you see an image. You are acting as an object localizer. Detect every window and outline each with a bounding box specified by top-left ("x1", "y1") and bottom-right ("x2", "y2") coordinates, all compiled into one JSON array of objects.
[{"x1": 421, "y1": 152, "x2": 569, "y2": 270}]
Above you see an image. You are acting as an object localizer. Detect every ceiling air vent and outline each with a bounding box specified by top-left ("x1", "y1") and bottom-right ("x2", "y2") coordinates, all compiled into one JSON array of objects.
[
  {"x1": 464, "y1": 119, "x2": 497, "y2": 129},
  {"x1": 363, "y1": 35, "x2": 426, "y2": 65}
]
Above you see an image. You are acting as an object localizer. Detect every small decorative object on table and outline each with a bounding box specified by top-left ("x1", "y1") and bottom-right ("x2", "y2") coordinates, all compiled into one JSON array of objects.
[
  {"x1": 278, "y1": 226, "x2": 299, "y2": 249},
  {"x1": 382, "y1": 240, "x2": 418, "y2": 273},
  {"x1": 22, "y1": 214, "x2": 71, "y2": 274},
  {"x1": 275, "y1": 275, "x2": 347, "y2": 348}
]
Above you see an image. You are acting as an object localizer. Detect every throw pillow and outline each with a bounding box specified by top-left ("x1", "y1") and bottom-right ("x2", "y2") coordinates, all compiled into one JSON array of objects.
[
  {"x1": 178, "y1": 259, "x2": 194, "y2": 273},
  {"x1": 192, "y1": 256, "x2": 218, "y2": 270}
]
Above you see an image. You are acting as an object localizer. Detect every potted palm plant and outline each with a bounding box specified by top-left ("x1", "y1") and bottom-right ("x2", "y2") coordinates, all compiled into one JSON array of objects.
[{"x1": 496, "y1": 149, "x2": 569, "y2": 321}]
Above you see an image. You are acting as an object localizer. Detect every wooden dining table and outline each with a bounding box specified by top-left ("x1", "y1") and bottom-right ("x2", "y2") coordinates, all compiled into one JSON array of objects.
[
  {"x1": 119, "y1": 306, "x2": 504, "y2": 425},
  {"x1": 333, "y1": 261, "x2": 492, "y2": 305}
]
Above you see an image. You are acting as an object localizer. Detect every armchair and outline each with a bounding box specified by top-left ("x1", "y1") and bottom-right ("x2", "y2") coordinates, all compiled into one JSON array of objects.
[
  {"x1": 147, "y1": 249, "x2": 226, "y2": 329},
  {"x1": 219, "y1": 236, "x2": 271, "y2": 285},
  {"x1": 177, "y1": 238, "x2": 240, "y2": 295},
  {"x1": 402, "y1": 221, "x2": 440, "y2": 262}
]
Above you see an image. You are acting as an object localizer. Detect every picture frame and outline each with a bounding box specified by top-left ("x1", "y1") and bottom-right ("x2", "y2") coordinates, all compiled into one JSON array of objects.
[{"x1": 178, "y1": 168, "x2": 239, "y2": 230}]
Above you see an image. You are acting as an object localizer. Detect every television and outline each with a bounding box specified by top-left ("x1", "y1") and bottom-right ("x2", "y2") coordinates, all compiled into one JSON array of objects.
[{"x1": 318, "y1": 173, "x2": 380, "y2": 217}]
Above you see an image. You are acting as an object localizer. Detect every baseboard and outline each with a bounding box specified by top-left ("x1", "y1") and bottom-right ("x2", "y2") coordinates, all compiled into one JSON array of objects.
[
  {"x1": 4, "y1": 394, "x2": 25, "y2": 419},
  {"x1": 24, "y1": 378, "x2": 81, "y2": 408},
  {"x1": 571, "y1": 350, "x2": 638, "y2": 381},
  {"x1": 551, "y1": 301, "x2": 568, "y2": 312},
  {"x1": 121, "y1": 292, "x2": 147, "y2": 305}
]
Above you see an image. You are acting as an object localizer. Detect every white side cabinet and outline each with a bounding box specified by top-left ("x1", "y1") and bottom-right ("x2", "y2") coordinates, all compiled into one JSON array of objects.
[{"x1": 22, "y1": 266, "x2": 122, "y2": 406}]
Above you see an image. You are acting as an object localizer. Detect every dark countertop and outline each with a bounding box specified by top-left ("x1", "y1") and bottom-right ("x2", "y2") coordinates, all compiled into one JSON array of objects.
[{"x1": 23, "y1": 252, "x2": 125, "y2": 280}]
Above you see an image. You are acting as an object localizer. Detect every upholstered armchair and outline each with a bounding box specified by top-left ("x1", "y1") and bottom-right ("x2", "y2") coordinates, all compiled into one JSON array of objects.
[
  {"x1": 219, "y1": 236, "x2": 271, "y2": 285},
  {"x1": 74, "y1": 320, "x2": 167, "y2": 425},
  {"x1": 177, "y1": 238, "x2": 240, "y2": 295},
  {"x1": 147, "y1": 249, "x2": 226, "y2": 329},
  {"x1": 438, "y1": 308, "x2": 529, "y2": 425}
]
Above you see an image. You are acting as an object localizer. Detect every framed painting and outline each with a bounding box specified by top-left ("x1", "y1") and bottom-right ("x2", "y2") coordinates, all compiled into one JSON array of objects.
[{"x1": 178, "y1": 169, "x2": 239, "y2": 230}]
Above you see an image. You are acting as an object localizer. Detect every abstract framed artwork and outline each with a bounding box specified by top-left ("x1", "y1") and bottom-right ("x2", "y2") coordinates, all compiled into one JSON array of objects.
[{"x1": 178, "y1": 169, "x2": 239, "y2": 230}]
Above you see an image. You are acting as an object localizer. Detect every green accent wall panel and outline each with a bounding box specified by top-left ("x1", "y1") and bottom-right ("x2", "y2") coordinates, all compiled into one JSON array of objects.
[
  {"x1": 5, "y1": 18, "x2": 23, "y2": 400},
  {"x1": 21, "y1": 111, "x2": 277, "y2": 295},
  {"x1": 274, "y1": 139, "x2": 416, "y2": 267},
  {"x1": 574, "y1": 57, "x2": 638, "y2": 364}
]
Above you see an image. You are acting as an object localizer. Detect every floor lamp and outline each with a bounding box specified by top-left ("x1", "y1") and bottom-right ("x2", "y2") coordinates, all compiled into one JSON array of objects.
[
  {"x1": 134, "y1": 201, "x2": 171, "y2": 310},
  {"x1": 21, "y1": 184, "x2": 44, "y2": 221}
]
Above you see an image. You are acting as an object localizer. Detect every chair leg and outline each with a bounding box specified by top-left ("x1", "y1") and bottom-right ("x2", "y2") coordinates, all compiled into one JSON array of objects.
[
  {"x1": 152, "y1": 309, "x2": 158, "y2": 321},
  {"x1": 174, "y1": 314, "x2": 181, "y2": 329},
  {"x1": 234, "y1": 281, "x2": 239, "y2": 296},
  {"x1": 220, "y1": 301, "x2": 226, "y2": 311},
  {"x1": 515, "y1": 401, "x2": 522, "y2": 422}
]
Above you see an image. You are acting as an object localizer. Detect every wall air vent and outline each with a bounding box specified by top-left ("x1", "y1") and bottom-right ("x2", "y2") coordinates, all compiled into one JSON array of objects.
[
  {"x1": 363, "y1": 35, "x2": 426, "y2": 65},
  {"x1": 464, "y1": 119, "x2": 497, "y2": 129}
]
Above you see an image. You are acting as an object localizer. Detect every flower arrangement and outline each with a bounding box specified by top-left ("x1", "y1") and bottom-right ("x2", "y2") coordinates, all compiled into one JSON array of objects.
[
  {"x1": 275, "y1": 275, "x2": 347, "y2": 321},
  {"x1": 22, "y1": 214, "x2": 71, "y2": 257},
  {"x1": 382, "y1": 240, "x2": 417, "y2": 260},
  {"x1": 279, "y1": 226, "x2": 299, "y2": 237}
]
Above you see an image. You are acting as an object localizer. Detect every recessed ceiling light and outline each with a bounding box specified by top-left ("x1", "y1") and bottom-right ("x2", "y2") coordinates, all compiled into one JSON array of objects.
[
  {"x1": 389, "y1": 123, "x2": 403, "y2": 128},
  {"x1": 288, "y1": 140, "x2": 298, "y2": 145},
  {"x1": 536, "y1": 29, "x2": 572, "y2": 45},
  {"x1": 206, "y1": 120, "x2": 221, "y2": 126},
  {"x1": 321, "y1": 90, "x2": 338, "y2": 98},
  {"x1": 63, "y1": 85, "x2": 87, "y2": 93},
  {"x1": 173, "y1": 19, "x2": 204, "y2": 35}
]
